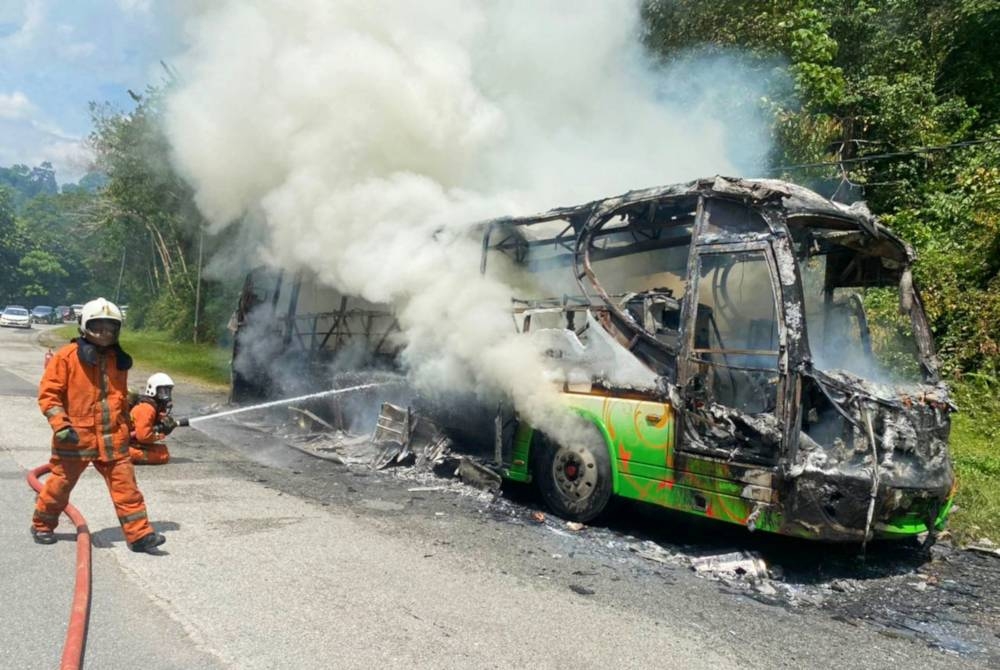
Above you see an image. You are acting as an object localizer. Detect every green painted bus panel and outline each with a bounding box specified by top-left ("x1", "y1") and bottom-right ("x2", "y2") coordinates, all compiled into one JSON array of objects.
[
  {"x1": 506, "y1": 422, "x2": 534, "y2": 482},
  {"x1": 620, "y1": 474, "x2": 785, "y2": 533},
  {"x1": 616, "y1": 461, "x2": 752, "y2": 498},
  {"x1": 561, "y1": 392, "x2": 674, "y2": 467},
  {"x1": 878, "y1": 497, "x2": 954, "y2": 536}
]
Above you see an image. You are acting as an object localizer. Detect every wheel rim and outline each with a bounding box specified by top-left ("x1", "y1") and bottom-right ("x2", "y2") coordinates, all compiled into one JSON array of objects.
[{"x1": 550, "y1": 444, "x2": 598, "y2": 501}]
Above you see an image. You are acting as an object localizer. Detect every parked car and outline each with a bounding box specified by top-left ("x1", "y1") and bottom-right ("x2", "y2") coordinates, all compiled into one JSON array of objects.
[
  {"x1": 55, "y1": 305, "x2": 72, "y2": 321},
  {"x1": 31, "y1": 306, "x2": 57, "y2": 324},
  {"x1": 0, "y1": 306, "x2": 32, "y2": 329},
  {"x1": 70, "y1": 304, "x2": 84, "y2": 320}
]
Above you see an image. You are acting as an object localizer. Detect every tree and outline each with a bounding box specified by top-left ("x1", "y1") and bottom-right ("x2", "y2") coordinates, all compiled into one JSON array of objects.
[
  {"x1": 0, "y1": 187, "x2": 23, "y2": 302},
  {"x1": 16, "y1": 250, "x2": 69, "y2": 300},
  {"x1": 87, "y1": 88, "x2": 229, "y2": 341},
  {"x1": 0, "y1": 162, "x2": 58, "y2": 208}
]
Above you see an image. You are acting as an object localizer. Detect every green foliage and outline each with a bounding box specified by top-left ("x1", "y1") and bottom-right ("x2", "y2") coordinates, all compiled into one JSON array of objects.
[
  {"x1": 0, "y1": 186, "x2": 27, "y2": 303},
  {"x1": 0, "y1": 162, "x2": 57, "y2": 208},
  {"x1": 17, "y1": 250, "x2": 68, "y2": 298},
  {"x1": 116, "y1": 329, "x2": 231, "y2": 387},
  {"x1": 82, "y1": 86, "x2": 234, "y2": 344},
  {"x1": 882, "y1": 135, "x2": 1000, "y2": 373},
  {"x1": 861, "y1": 287, "x2": 923, "y2": 381},
  {"x1": 0, "y1": 188, "x2": 101, "y2": 305},
  {"x1": 778, "y1": 7, "x2": 845, "y2": 110},
  {"x1": 948, "y1": 375, "x2": 1000, "y2": 543}
]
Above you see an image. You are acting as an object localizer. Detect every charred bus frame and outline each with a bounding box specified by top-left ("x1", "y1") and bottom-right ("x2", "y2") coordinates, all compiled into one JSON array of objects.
[
  {"x1": 230, "y1": 176, "x2": 954, "y2": 544},
  {"x1": 482, "y1": 177, "x2": 953, "y2": 543}
]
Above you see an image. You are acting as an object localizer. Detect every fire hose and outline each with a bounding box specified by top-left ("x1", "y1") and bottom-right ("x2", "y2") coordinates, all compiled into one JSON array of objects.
[{"x1": 26, "y1": 464, "x2": 91, "y2": 670}]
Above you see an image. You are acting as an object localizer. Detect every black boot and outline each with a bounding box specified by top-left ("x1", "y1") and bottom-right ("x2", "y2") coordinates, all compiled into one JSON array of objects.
[
  {"x1": 130, "y1": 532, "x2": 166, "y2": 553},
  {"x1": 31, "y1": 527, "x2": 57, "y2": 545}
]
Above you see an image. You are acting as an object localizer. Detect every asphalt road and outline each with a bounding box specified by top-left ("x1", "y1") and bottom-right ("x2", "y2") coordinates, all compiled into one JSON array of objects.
[{"x1": 0, "y1": 324, "x2": 987, "y2": 668}]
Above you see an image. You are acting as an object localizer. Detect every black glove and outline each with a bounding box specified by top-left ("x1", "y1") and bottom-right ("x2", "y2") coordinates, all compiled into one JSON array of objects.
[
  {"x1": 55, "y1": 427, "x2": 80, "y2": 444},
  {"x1": 159, "y1": 415, "x2": 178, "y2": 436}
]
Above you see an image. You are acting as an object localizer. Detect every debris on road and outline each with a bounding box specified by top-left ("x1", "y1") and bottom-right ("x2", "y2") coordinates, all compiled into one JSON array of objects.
[
  {"x1": 371, "y1": 402, "x2": 453, "y2": 470},
  {"x1": 456, "y1": 457, "x2": 502, "y2": 492},
  {"x1": 628, "y1": 540, "x2": 677, "y2": 566},
  {"x1": 690, "y1": 551, "x2": 769, "y2": 580},
  {"x1": 966, "y1": 539, "x2": 1000, "y2": 559},
  {"x1": 288, "y1": 406, "x2": 336, "y2": 432}
]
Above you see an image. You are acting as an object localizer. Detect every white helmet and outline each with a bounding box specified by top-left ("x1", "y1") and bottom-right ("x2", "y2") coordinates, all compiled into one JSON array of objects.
[
  {"x1": 79, "y1": 297, "x2": 124, "y2": 347},
  {"x1": 145, "y1": 372, "x2": 175, "y2": 400}
]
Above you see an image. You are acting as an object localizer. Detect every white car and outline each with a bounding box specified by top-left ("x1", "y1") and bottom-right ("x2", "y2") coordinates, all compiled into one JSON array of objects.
[{"x1": 0, "y1": 306, "x2": 32, "y2": 329}]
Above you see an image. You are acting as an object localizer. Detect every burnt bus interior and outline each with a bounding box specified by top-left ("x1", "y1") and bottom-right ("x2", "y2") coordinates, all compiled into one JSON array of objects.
[{"x1": 230, "y1": 271, "x2": 402, "y2": 402}]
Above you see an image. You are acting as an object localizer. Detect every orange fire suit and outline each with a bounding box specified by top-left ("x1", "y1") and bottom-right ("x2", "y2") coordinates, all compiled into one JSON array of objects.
[
  {"x1": 33, "y1": 339, "x2": 155, "y2": 544},
  {"x1": 129, "y1": 399, "x2": 171, "y2": 465}
]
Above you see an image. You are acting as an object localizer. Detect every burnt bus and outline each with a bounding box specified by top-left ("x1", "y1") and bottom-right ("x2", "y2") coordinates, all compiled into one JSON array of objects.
[
  {"x1": 232, "y1": 176, "x2": 955, "y2": 543},
  {"x1": 230, "y1": 272, "x2": 402, "y2": 402}
]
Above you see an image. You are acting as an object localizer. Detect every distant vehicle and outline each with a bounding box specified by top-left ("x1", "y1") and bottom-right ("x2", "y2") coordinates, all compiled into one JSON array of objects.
[
  {"x1": 31, "y1": 306, "x2": 56, "y2": 324},
  {"x1": 70, "y1": 304, "x2": 84, "y2": 320},
  {"x1": 0, "y1": 306, "x2": 32, "y2": 329},
  {"x1": 55, "y1": 305, "x2": 72, "y2": 321}
]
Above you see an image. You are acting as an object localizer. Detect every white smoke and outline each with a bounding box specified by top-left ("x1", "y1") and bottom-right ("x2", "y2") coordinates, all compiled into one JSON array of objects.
[{"x1": 164, "y1": 0, "x2": 770, "y2": 439}]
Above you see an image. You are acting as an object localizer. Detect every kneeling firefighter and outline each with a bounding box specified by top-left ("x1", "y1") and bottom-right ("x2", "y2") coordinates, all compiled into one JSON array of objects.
[
  {"x1": 129, "y1": 373, "x2": 178, "y2": 465},
  {"x1": 32, "y1": 297, "x2": 166, "y2": 553}
]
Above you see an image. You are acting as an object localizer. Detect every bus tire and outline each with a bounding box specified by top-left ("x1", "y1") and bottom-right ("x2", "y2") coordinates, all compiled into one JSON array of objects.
[{"x1": 534, "y1": 428, "x2": 612, "y2": 523}]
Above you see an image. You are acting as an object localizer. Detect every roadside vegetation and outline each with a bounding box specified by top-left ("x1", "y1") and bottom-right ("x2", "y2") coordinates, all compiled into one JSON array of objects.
[
  {"x1": 949, "y1": 376, "x2": 1000, "y2": 544},
  {"x1": 4, "y1": 1, "x2": 998, "y2": 543},
  {"x1": 44, "y1": 325, "x2": 230, "y2": 388}
]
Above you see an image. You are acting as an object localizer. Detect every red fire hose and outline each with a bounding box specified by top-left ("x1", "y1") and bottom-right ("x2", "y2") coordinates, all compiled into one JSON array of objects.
[{"x1": 27, "y1": 464, "x2": 91, "y2": 670}]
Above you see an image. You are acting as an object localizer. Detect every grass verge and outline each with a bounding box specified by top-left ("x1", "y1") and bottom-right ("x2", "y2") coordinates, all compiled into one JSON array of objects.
[
  {"x1": 43, "y1": 326, "x2": 231, "y2": 388},
  {"x1": 948, "y1": 375, "x2": 1000, "y2": 545}
]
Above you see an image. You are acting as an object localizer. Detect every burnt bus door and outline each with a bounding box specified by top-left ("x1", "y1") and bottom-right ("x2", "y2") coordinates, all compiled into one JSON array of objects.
[{"x1": 677, "y1": 241, "x2": 786, "y2": 466}]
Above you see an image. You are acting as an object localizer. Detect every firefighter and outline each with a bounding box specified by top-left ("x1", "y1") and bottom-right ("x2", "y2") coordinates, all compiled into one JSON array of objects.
[
  {"x1": 129, "y1": 372, "x2": 178, "y2": 465},
  {"x1": 31, "y1": 297, "x2": 166, "y2": 554}
]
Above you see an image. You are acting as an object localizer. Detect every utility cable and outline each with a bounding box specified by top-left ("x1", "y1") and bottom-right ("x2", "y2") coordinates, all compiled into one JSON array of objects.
[{"x1": 768, "y1": 137, "x2": 1000, "y2": 173}]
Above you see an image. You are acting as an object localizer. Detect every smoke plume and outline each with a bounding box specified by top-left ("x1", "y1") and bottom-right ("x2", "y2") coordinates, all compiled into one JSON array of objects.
[{"x1": 164, "y1": 0, "x2": 770, "y2": 439}]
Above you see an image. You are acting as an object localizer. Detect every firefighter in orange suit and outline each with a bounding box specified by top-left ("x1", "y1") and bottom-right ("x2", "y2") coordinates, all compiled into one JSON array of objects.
[
  {"x1": 129, "y1": 373, "x2": 177, "y2": 465},
  {"x1": 31, "y1": 297, "x2": 166, "y2": 553}
]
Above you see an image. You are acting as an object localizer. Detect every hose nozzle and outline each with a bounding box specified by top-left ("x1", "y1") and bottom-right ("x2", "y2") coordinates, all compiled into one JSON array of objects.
[{"x1": 178, "y1": 417, "x2": 190, "y2": 427}]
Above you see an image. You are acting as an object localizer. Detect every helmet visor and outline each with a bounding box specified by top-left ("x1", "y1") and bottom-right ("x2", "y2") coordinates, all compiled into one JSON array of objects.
[{"x1": 84, "y1": 318, "x2": 121, "y2": 347}]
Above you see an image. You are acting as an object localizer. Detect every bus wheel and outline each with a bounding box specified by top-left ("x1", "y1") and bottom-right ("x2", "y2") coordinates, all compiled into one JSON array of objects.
[{"x1": 534, "y1": 429, "x2": 612, "y2": 523}]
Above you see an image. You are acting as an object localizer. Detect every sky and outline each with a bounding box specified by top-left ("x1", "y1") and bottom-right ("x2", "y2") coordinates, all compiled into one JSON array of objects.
[{"x1": 0, "y1": 0, "x2": 181, "y2": 183}]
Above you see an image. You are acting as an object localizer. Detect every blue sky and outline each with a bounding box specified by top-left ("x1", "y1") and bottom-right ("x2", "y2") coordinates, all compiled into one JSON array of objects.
[{"x1": 0, "y1": 0, "x2": 181, "y2": 183}]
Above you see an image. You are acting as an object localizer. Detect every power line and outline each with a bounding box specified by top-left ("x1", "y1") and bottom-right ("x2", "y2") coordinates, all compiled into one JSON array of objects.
[{"x1": 768, "y1": 137, "x2": 1000, "y2": 173}]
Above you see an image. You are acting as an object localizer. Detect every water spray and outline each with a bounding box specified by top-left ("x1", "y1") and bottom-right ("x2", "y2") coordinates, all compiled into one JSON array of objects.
[{"x1": 175, "y1": 383, "x2": 385, "y2": 426}]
